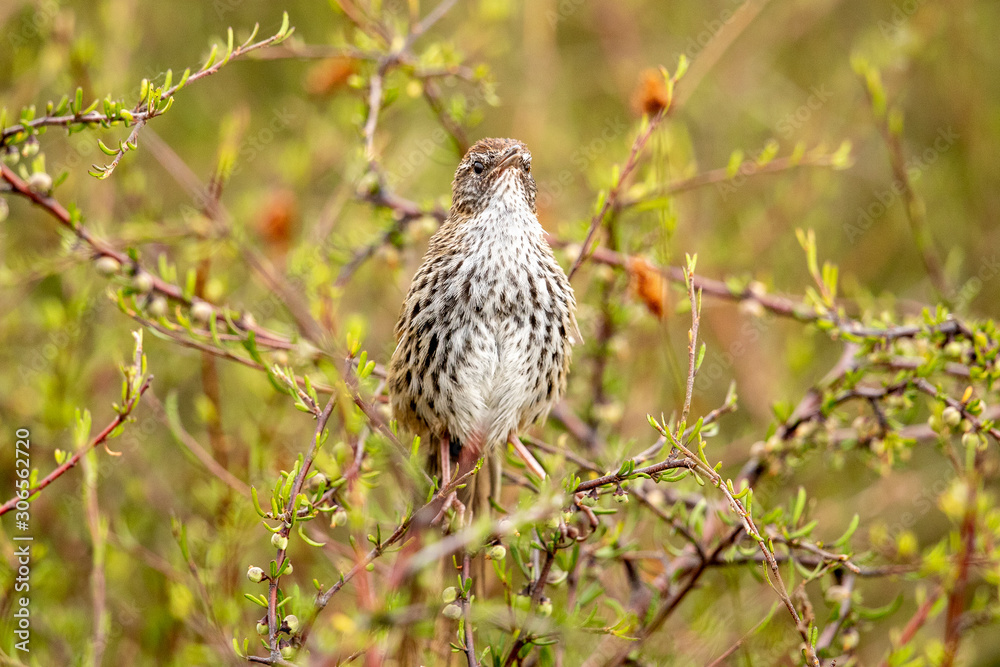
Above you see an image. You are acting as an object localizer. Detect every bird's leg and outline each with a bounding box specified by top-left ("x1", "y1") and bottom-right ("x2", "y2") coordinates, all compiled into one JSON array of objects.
[
  {"x1": 431, "y1": 433, "x2": 468, "y2": 526},
  {"x1": 439, "y1": 433, "x2": 452, "y2": 489},
  {"x1": 508, "y1": 432, "x2": 546, "y2": 480}
]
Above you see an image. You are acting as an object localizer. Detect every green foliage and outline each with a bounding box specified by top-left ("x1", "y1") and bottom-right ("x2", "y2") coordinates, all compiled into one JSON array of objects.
[{"x1": 2, "y1": 2, "x2": 1000, "y2": 666}]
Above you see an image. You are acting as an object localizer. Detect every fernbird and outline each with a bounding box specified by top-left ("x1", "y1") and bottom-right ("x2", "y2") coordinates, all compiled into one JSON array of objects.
[{"x1": 387, "y1": 137, "x2": 581, "y2": 513}]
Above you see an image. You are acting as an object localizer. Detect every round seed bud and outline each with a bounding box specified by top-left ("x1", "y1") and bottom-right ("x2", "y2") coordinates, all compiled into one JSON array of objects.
[
  {"x1": 148, "y1": 296, "x2": 168, "y2": 318},
  {"x1": 962, "y1": 432, "x2": 981, "y2": 450},
  {"x1": 132, "y1": 271, "x2": 154, "y2": 294},
  {"x1": 283, "y1": 615, "x2": 300, "y2": 633},
  {"x1": 190, "y1": 300, "x2": 214, "y2": 323},
  {"x1": 309, "y1": 473, "x2": 328, "y2": 491},
  {"x1": 26, "y1": 171, "x2": 52, "y2": 193},
  {"x1": 943, "y1": 341, "x2": 964, "y2": 358},
  {"x1": 95, "y1": 256, "x2": 121, "y2": 276}
]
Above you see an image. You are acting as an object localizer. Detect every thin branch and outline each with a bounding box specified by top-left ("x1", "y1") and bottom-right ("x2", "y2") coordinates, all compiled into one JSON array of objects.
[
  {"x1": 82, "y1": 452, "x2": 109, "y2": 667},
  {"x1": 261, "y1": 395, "x2": 337, "y2": 663},
  {"x1": 362, "y1": 61, "x2": 388, "y2": 162},
  {"x1": 816, "y1": 573, "x2": 856, "y2": 652},
  {"x1": 1, "y1": 18, "x2": 293, "y2": 144},
  {"x1": 860, "y1": 78, "x2": 949, "y2": 298},
  {"x1": 501, "y1": 550, "x2": 556, "y2": 667},
  {"x1": 408, "y1": 0, "x2": 460, "y2": 44},
  {"x1": 680, "y1": 262, "x2": 701, "y2": 427},
  {"x1": 0, "y1": 163, "x2": 298, "y2": 352},
  {"x1": 942, "y1": 477, "x2": 978, "y2": 667},
  {"x1": 655, "y1": 267, "x2": 820, "y2": 665},
  {"x1": 913, "y1": 378, "x2": 1000, "y2": 444},
  {"x1": 296, "y1": 463, "x2": 483, "y2": 651},
  {"x1": 557, "y1": 238, "x2": 977, "y2": 344},
  {"x1": 704, "y1": 604, "x2": 777, "y2": 667},
  {"x1": 589, "y1": 527, "x2": 742, "y2": 667},
  {"x1": 567, "y1": 109, "x2": 668, "y2": 281},
  {"x1": 460, "y1": 552, "x2": 480, "y2": 667},
  {"x1": 336, "y1": 180, "x2": 447, "y2": 287},
  {"x1": 573, "y1": 457, "x2": 695, "y2": 493},
  {"x1": 92, "y1": 118, "x2": 146, "y2": 179},
  {"x1": 0, "y1": 377, "x2": 151, "y2": 516},
  {"x1": 618, "y1": 147, "x2": 848, "y2": 208},
  {"x1": 876, "y1": 588, "x2": 943, "y2": 667},
  {"x1": 146, "y1": 391, "x2": 250, "y2": 496}
]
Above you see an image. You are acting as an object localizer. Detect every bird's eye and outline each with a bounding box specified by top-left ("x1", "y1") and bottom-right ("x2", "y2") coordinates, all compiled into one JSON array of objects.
[{"x1": 472, "y1": 161, "x2": 485, "y2": 175}]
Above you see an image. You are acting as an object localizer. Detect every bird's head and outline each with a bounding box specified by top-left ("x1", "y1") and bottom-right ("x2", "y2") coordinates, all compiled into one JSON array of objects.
[{"x1": 450, "y1": 137, "x2": 536, "y2": 217}]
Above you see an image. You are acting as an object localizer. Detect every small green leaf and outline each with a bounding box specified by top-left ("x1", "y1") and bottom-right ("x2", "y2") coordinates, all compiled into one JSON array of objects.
[
  {"x1": 791, "y1": 486, "x2": 806, "y2": 525},
  {"x1": 97, "y1": 139, "x2": 119, "y2": 156},
  {"x1": 202, "y1": 44, "x2": 218, "y2": 71},
  {"x1": 856, "y1": 594, "x2": 903, "y2": 621},
  {"x1": 674, "y1": 54, "x2": 689, "y2": 79},
  {"x1": 298, "y1": 524, "x2": 326, "y2": 547},
  {"x1": 222, "y1": 27, "x2": 235, "y2": 66},
  {"x1": 834, "y1": 514, "x2": 860, "y2": 547},
  {"x1": 243, "y1": 593, "x2": 269, "y2": 608}
]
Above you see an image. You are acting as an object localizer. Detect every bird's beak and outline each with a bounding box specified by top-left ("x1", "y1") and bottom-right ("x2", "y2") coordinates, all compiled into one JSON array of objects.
[{"x1": 496, "y1": 147, "x2": 523, "y2": 173}]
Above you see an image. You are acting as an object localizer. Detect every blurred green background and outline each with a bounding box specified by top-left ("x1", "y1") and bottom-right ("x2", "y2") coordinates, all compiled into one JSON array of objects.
[{"x1": 2, "y1": 0, "x2": 999, "y2": 664}]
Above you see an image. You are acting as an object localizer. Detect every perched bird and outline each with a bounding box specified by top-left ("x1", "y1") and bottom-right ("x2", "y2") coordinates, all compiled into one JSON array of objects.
[{"x1": 388, "y1": 137, "x2": 581, "y2": 512}]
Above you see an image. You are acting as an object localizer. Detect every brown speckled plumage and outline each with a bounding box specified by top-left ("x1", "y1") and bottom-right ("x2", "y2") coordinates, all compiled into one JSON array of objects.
[{"x1": 388, "y1": 138, "x2": 580, "y2": 481}]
